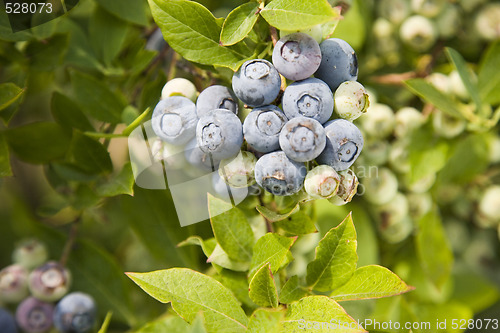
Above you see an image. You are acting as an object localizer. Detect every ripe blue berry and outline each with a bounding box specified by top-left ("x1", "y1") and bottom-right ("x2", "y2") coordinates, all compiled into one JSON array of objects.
[
  {"x1": 282, "y1": 78, "x2": 333, "y2": 124},
  {"x1": 255, "y1": 151, "x2": 306, "y2": 196},
  {"x1": 314, "y1": 38, "x2": 358, "y2": 92},
  {"x1": 53, "y1": 292, "x2": 96, "y2": 333},
  {"x1": 12, "y1": 239, "x2": 48, "y2": 270},
  {"x1": 316, "y1": 119, "x2": 364, "y2": 171},
  {"x1": 196, "y1": 109, "x2": 243, "y2": 160},
  {"x1": 0, "y1": 264, "x2": 29, "y2": 303},
  {"x1": 243, "y1": 105, "x2": 288, "y2": 153},
  {"x1": 15, "y1": 297, "x2": 53, "y2": 333},
  {"x1": 184, "y1": 138, "x2": 220, "y2": 171},
  {"x1": 279, "y1": 117, "x2": 326, "y2": 162},
  {"x1": 0, "y1": 308, "x2": 17, "y2": 333},
  {"x1": 29, "y1": 261, "x2": 71, "y2": 302},
  {"x1": 232, "y1": 59, "x2": 281, "y2": 107},
  {"x1": 272, "y1": 32, "x2": 322, "y2": 81},
  {"x1": 151, "y1": 96, "x2": 198, "y2": 145},
  {"x1": 196, "y1": 85, "x2": 239, "y2": 118}
]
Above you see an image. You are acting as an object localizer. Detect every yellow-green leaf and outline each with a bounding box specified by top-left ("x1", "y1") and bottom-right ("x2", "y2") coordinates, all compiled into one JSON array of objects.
[{"x1": 249, "y1": 264, "x2": 279, "y2": 308}]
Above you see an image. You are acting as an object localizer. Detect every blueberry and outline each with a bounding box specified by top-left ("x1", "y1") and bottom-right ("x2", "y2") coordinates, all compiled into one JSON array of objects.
[
  {"x1": 232, "y1": 59, "x2": 281, "y2": 107},
  {"x1": 279, "y1": 117, "x2": 326, "y2": 162},
  {"x1": 53, "y1": 292, "x2": 96, "y2": 333},
  {"x1": 196, "y1": 85, "x2": 239, "y2": 118},
  {"x1": 314, "y1": 38, "x2": 358, "y2": 92},
  {"x1": 334, "y1": 81, "x2": 369, "y2": 121},
  {"x1": 432, "y1": 109, "x2": 466, "y2": 138},
  {"x1": 374, "y1": 193, "x2": 412, "y2": 244},
  {"x1": 0, "y1": 308, "x2": 18, "y2": 333},
  {"x1": 282, "y1": 78, "x2": 333, "y2": 124},
  {"x1": 358, "y1": 103, "x2": 395, "y2": 138},
  {"x1": 218, "y1": 151, "x2": 257, "y2": 188},
  {"x1": 161, "y1": 78, "x2": 198, "y2": 102},
  {"x1": 243, "y1": 105, "x2": 288, "y2": 153},
  {"x1": 479, "y1": 185, "x2": 500, "y2": 222},
  {"x1": 272, "y1": 32, "x2": 322, "y2": 81},
  {"x1": 184, "y1": 138, "x2": 220, "y2": 171},
  {"x1": 399, "y1": 15, "x2": 436, "y2": 52},
  {"x1": 29, "y1": 261, "x2": 71, "y2": 302},
  {"x1": 211, "y1": 173, "x2": 248, "y2": 203},
  {"x1": 0, "y1": 264, "x2": 29, "y2": 303},
  {"x1": 12, "y1": 239, "x2": 48, "y2": 270},
  {"x1": 151, "y1": 96, "x2": 198, "y2": 145},
  {"x1": 15, "y1": 297, "x2": 53, "y2": 333},
  {"x1": 328, "y1": 169, "x2": 359, "y2": 206},
  {"x1": 254, "y1": 151, "x2": 306, "y2": 196},
  {"x1": 316, "y1": 119, "x2": 363, "y2": 171},
  {"x1": 304, "y1": 165, "x2": 340, "y2": 199},
  {"x1": 196, "y1": 109, "x2": 243, "y2": 160},
  {"x1": 394, "y1": 106, "x2": 424, "y2": 138}
]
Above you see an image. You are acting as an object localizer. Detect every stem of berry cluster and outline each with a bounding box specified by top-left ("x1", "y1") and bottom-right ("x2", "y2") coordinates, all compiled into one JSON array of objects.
[
  {"x1": 270, "y1": 26, "x2": 278, "y2": 46},
  {"x1": 59, "y1": 218, "x2": 80, "y2": 267}
]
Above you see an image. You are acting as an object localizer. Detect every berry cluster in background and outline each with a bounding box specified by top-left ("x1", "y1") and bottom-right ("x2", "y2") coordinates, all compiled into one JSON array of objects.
[
  {"x1": 0, "y1": 239, "x2": 97, "y2": 333},
  {"x1": 151, "y1": 33, "x2": 370, "y2": 205}
]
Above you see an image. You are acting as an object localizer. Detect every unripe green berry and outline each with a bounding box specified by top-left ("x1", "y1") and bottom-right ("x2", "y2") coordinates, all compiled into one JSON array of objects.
[
  {"x1": 488, "y1": 135, "x2": 500, "y2": 164},
  {"x1": 378, "y1": 0, "x2": 411, "y2": 24},
  {"x1": 362, "y1": 167, "x2": 398, "y2": 205},
  {"x1": 334, "y1": 81, "x2": 370, "y2": 121},
  {"x1": 394, "y1": 107, "x2": 425, "y2": 138},
  {"x1": 375, "y1": 193, "x2": 412, "y2": 243},
  {"x1": 435, "y1": 4, "x2": 461, "y2": 38},
  {"x1": 150, "y1": 138, "x2": 186, "y2": 169},
  {"x1": 432, "y1": 110, "x2": 466, "y2": 138},
  {"x1": 362, "y1": 140, "x2": 389, "y2": 166},
  {"x1": 478, "y1": 185, "x2": 500, "y2": 222},
  {"x1": 405, "y1": 173, "x2": 436, "y2": 193},
  {"x1": 426, "y1": 73, "x2": 450, "y2": 94},
  {"x1": 388, "y1": 140, "x2": 410, "y2": 173},
  {"x1": 304, "y1": 165, "x2": 340, "y2": 199},
  {"x1": 474, "y1": 3, "x2": 500, "y2": 41},
  {"x1": 0, "y1": 264, "x2": 29, "y2": 303},
  {"x1": 358, "y1": 103, "x2": 395, "y2": 138},
  {"x1": 411, "y1": 0, "x2": 446, "y2": 18},
  {"x1": 448, "y1": 70, "x2": 476, "y2": 101},
  {"x1": 399, "y1": 15, "x2": 437, "y2": 52},
  {"x1": 161, "y1": 78, "x2": 197, "y2": 102},
  {"x1": 407, "y1": 192, "x2": 432, "y2": 219},
  {"x1": 12, "y1": 239, "x2": 48, "y2": 270},
  {"x1": 328, "y1": 169, "x2": 358, "y2": 206},
  {"x1": 218, "y1": 151, "x2": 257, "y2": 188}
]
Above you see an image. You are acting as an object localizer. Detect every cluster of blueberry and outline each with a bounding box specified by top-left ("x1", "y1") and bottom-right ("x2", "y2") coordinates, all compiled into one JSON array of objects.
[
  {"x1": 151, "y1": 33, "x2": 369, "y2": 203},
  {"x1": 0, "y1": 239, "x2": 96, "y2": 333}
]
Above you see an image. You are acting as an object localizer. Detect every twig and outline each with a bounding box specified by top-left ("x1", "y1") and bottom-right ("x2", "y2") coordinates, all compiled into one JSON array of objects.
[
  {"x1": 270, "y1": 26, "x2": 278, "y2": 46},
  {"x1": 369, "y1": 71, "x2": 417, "y2": 85},
  {"x1": 59, "y1": 219, "x2": 80, "y2": 266}
]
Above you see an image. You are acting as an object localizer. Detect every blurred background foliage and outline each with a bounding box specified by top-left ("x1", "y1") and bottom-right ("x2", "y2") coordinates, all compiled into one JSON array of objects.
[{"x1": 0, "y1": 0, "x2": 500, "y2": 331}]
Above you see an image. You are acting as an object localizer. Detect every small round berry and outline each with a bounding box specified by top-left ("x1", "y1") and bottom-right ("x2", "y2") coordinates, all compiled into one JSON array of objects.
[
  {"x1": 196, "y1": 109, "x2": 243, "y2": 160},
  {"x1": 15, "y1": 297, "x2": 53, "y2": 333},
  {"x1": 211, "y1": 173, "x2": 248, "y2": 203},
  {"x1": 272, "y1": 32, "x2": 322, "y2": 81},
  {"x1": 282, "y1": 78, "x2": 334, "y2": 124},
  {"x1": 0, "y1": 264, "x2": 29, "y2": 303},
  {"x1": 161, "y1": 78, "x2": 197, "y2": 102},
  {"x1": 362, "y1": 167, "x2": 398, "y2": 205},
  {"x1": 334, "y1": 81, "x2": 369, "y2": 121},
  {"x1": 426, "y1": 72, "x2": 450, "y2": 94},
  {"x1": 435, "y1": 4, "x2": 461, "y2": 39},
  {"x1": 243, "y1": 105, "x2": 288, "y2": 153},
  {"x1": 232, "y1": 59, "x2": 281, "y2": 107},
  {"x1": 254, "y1": 151, "x2": 306, "y2": 196},
  {"x1": 488, "y1": 135, "x2": 500, "y2": 164},
  {"x1": 195, "y1": 85, "x2": 239, "y2": 118},
  {"x1": 184, "y1": 138, "x2": 220, "y2": 172},
  {"x1": 279, "y1": 117, "x2": 326, "y2": 162},
  {"x1": 479, "y1": 185, "x2": 500, "y2": 222},
  {"x1": 399, "y1": 15, "x2": 437, "y2": 52},
  {"x1": 474, "y1": 3, "x2": 500, "y2": 41},
  {"x1": 394, "y1": 107, "x2": 424, "y2": 138},
  {"x1": 362, "y1": 140, "x2": 390, "y2": 166},
  {"x1": 388, "y1": 140, "x2": 410, "y2": 174},
  {"x1": 357, "y1": 103, "x2": 394, "y2": 138},
  {"x1": 218, "y1": 151, "x2": 257, "y2": 188},
  {"x1": 150, "y1": 138, "x2": 186, "y2": 169},
  {"x1": 375, "y1": 193, "x2": 412, "y2": 244},
  {"x1": 405, "y1": 173, "x2": 436, "y2": 193},
  {"x1": 304, "y1": 165, "x2": 340, "y2": 199},
  {"x1": 407, "y1": 192, "x2": 433, "y2": 219},
  {"x1": 411, "y1": 0, "x2": 446, "y2": 18},
  {"x1": 12, "y1": 239, "x2": 49, "y2": 270},
  {"x1": 316, "y1": 119, "x2": 364, "y2": 171},
  {"x1": 280, "y1": 25, "x2": 323, "y2": 44},
  {"x1": 314, "y1": 38, "x2": 358, "y2": 92},
  {"x1": 448, "y1": 70, "x2": 476, "y2": 101},
  {"x1": 377, "y1": 0, "x2": 411, "y2": 24},
  {"x1": 432, "y1": 110, "x2": 466, "y2": 139},
  {"x1": 151, "y1": 96, "x2": 198, "y2": 145},
  {"x1": 0, "y1": 308, "x2": 17, "y2": 333},
  {"x1": 29, "y1": 261, "x2": 71, "y2": 302},
  {"x1": 328, "y1": 169, "x2": 359, "y2": 206},
  {"x1": 53, "y1": 292, "x2": 96, "y2": 333}
]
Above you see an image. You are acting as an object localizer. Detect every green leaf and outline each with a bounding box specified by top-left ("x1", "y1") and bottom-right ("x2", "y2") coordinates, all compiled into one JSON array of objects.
[
  {"x1": 331, "y1": 0, "x2": 365, "y2": 50},
  {"x1": 135, "y1": 315, "x2": 190, "y2": 333},
  {"x1": 215, "y1": 270, "x2": 257, "y2": 310},
  {"x1": 247, "y1": 308, "x2": 284, "y2": 333},
  {"x1": 256, "y1": 203, "x2": 299, "y2": 222},
  {"x1": 70, "y1": 70, "x2": 127, "y2": 124},
  {"x1": 57, "y1": 19, "x2": 102, "y2": 70},
  {"x1": 97, "y1": 163, "x2": 135, "y2": 197},
  {"x1": 0, "y1": 83, "x2": 24, "y2": 111},
  {"x1": 127, "y1": 268, "x2": 248, "y2": 333},
  {"x1": 0, "y1": 133, "x2": 12, "y2": 177},
  {"x1": 148, "y1": 0, "x2": 253, "y2": 70},
  {"x1": 445, "y1": 47, "x2": 482, "y2": 111},
  {"x1": 249, "y1": 264, "x2": 279, "y2": 308},
  {"x1": 330, "y1": 265, "x2": 414, "y2": 301},
  {"x1": 90, "y1": 6, "x2": 129, "y2": 66},
  {"x1": 95, "y1": 0, "x2": 148, "y2": 26},
  {"x1": 404, "y1": 79, "x2": 463, "y2": 119},
  {"x1": 249, "y1": 233, "x2": 295, "y2": 279},
  {"x1": 275, "y1": 211, "x2": 317, "y2": 235},
  {"x1": 5, "y1": 122, "x2": 71, "y2": 164},
  {"x1": 51, "y1": 92, "x2": 94, "y2": 132},
  {"x1": 409, "y1": 141, "x2": 448, "y2": 184},
  {"x1": 178, "y1": 236, "x2": 216, "y2": 258},
  {"x1": 208, "y1": 194, "x2": 254, "y2": 262},
  {"x1": 220, "y1": 2, "x2": 260, "y2": 46},
  {"x1": 67, "y1": 132, "x2": 113, "y2": 175},
  {"x1": 260, "y1": 0, "x2": 340, "y2": 31},
  {"x1": 25, "y1": 34, "x2": 68, "y2": 71},
  {"x1": 306, "y1": 213, "x2": 357, "y2": 292},
  {"x1": 453, "y1": 271, "x2": 500, "y2": 314},
  {"x1": 279, "y1": 296, "x2": 366, "y2": 332},
  {"x1": 416, "y1": 211, "x2": 453, "y2": 289},
  {"x1": 208, "y1": 244, "x2": 250, "y2": 272},
  {"x1": 478, "y1": 41, "x2": 500, "y2": 105},
  {"x1": 437, "y1": 134, "x2": 490, "y2": 184},
  {"x1": 279, "y1": 275, "x2": 307, "y2": 304}
]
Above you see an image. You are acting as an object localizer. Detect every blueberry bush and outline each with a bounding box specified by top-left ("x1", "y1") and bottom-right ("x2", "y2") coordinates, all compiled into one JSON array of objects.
[{"x1": 1, "y1": 0, "x2": 500, "y2": 332}]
